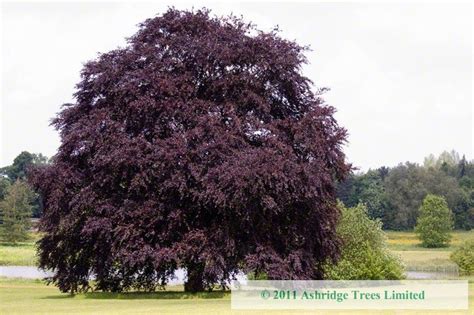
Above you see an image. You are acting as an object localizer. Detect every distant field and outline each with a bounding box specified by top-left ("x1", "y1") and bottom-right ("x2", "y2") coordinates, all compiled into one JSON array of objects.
[
  {"x1": 385, "y1": 230, "x2": 474, "y2": 270},
  {"x1": 385, "y1": 230, "x2": 474, "y2": 251},
  {"x1": 0, "y1": 278, "x2": 473, "y2": 315},
  {"x1": 0, "y1": 232, "x2": 40, "y2": 266},
  {"x1": 385, "y1": 230, "x2": 474, "y2": 271}
]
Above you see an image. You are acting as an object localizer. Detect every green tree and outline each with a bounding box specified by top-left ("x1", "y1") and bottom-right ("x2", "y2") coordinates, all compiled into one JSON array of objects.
[
  {"x1": 336, "y1": 168, "x2": 390, "y2": 224},
  {"x1": 384, "y1": 162, "x2": 467, "y2": 230},
  {"x1": 0, "y1": 151, "x2": 49, "y2": 182},
  {"x1": 0, "y1": 151, "x2": 48, "y2": 218},
  {"x1": 456, "y1": 156, "x2": 474, "y2": 230},
  {"x1": 336, "y1": 174, "x2": 356, "y2": 207},
  {"x1": 0, "y1": 180, "x2": 34, "y2": 243},
  {"x1": 450, "y1": 240, "x2": 474, "y2": 275},
  {"x1": 324, "y1": 203, "x2": 404, "y2": 280},
  {"x1": 0, "y1": 177, "x2": 11, "y2": 224},
  {"x1": 415, "y1": 194, "x2": 453, "y2": 248},
  {"x1": 0, "y1": 176, "x2": 10, "y2": 200},
  {"x1": 352, "y1": 170, "x2": 389, "y2": 220},
  {"x1": 424, "y1": 150, "x2": 460, "y2": 170},
  {"x1": 384, "y1": 163, "x2": 428, "y2": 229}
]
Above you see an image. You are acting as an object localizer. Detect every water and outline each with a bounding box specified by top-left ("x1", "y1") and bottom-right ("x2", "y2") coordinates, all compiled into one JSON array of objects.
[
  {"x1": 0, "y1": 266, "x2": 248, "y2": 284},
  {"x1": 0, "y1": 266, "x2": 53, "y2": 278},
  {"x1": 405, "y1": 271, "x2": 452, "y2": 280}
]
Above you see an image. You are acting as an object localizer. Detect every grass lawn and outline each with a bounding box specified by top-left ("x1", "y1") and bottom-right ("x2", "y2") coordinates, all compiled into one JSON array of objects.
[{"x1": 1, "y1": 278, "x2": 472, "y2": 315}]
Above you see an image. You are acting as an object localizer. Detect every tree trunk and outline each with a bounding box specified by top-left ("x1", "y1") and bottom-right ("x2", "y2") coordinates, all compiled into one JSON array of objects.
[{"x1": 184, "y1": 265, "x2": 205, "y2": 292}]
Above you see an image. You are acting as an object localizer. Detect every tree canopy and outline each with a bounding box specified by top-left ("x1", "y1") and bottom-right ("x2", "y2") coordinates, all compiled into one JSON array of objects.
[
  {"x1": 0, "y1": 151, "x2": 48, "y2": 218},
  {"x1": 450, "y1": 239, "x2": 474, "y2": 275},
  {"x1": 29, "y1": 8, "x2": 350, "y2": 293},
  {"x1": 1, "y1": 151, "x2": 48, "y2": 182},
  {"x1": 415, "y1": 194, "x2": 453, "y2": 248},
  {"x1": 324, "y1": 203, "x2": 404, "y2": 280}
]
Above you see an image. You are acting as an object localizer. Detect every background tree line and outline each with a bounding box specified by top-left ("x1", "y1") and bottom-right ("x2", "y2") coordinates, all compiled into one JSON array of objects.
[
  {"x1": 0, "y1": 152, "x2": 49, "y2": 224},
  {"x1": 0, "y1": 152, "x2": 48, "y2": 242},
  {"x1": 337, "y1": 150, "x2": 474, "y2": 230}
]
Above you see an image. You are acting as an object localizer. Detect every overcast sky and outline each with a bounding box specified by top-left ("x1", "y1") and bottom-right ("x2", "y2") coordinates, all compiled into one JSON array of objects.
[{"x1": 1, "y1": 2, "x2": 472, "y2": 170}]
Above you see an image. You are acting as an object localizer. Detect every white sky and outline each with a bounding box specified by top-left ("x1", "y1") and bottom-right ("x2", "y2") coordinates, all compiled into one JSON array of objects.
[{"x1": 1, "y1": 1, "x2": 472, "y2": 170}]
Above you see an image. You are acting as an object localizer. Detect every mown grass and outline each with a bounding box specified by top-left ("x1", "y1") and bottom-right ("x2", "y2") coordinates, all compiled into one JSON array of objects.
[{"x1": 0, "y1": 277, "x2": 473, "y2": 315}]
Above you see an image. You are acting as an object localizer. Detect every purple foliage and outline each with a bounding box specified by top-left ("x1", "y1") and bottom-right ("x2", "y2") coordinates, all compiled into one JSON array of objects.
[{"x1": 29, "y1": 8, "x2": 350, "y2": 293}]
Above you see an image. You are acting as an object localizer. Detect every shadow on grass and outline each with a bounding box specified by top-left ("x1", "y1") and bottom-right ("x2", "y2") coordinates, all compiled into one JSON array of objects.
[
  {"x1": 0, "y1": 241, "x2": 34, "y2": 248},
  {"x1": 43, "y1": 295, "x2": 76, "y2": 299},
  {"x1": 88, "y1": 291, "x2": 229, "y2": 300},
  {"x1": 44, "y1": 290, "x2": 230, "y2": 300},
  {"x1": 389, "y1": 243, "x2": 455, "y2": 251}
]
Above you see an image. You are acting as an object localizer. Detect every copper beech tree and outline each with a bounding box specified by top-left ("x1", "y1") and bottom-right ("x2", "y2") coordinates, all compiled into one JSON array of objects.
[{"x1": 29, "y1": 9, "x2": 350, "y2": 293}]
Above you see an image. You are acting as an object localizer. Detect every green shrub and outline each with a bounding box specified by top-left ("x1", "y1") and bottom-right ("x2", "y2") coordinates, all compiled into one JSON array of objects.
[
  {"x1": 246, "y1": 272, "x2": 268, "y2": 280},
  {"x1": 324, "y1": 203, "x2": 404, "y2": 280},
  {"x1": 450, "y1": 240, "x2": 474, "y2": 275},
  {"x1": 415, "y1": 194, "x2": 453, "y2": 248}
]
